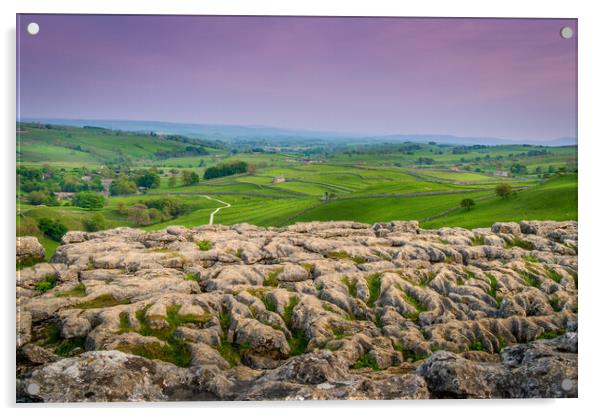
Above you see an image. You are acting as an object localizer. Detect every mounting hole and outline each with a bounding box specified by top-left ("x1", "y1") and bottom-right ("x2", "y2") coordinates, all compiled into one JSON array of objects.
[
  {"x1": 27, "y1": 22, "x2": 40, "y2": 35},
  {"x1": 26, "y1": 382, "x2": 40, "y2": 395},
  {"x1": 560, "y1": 26, "x2": 573, "y2": 39},
  {"x1": 561, "y1": 378, "x2": 574, "y2": 391}
]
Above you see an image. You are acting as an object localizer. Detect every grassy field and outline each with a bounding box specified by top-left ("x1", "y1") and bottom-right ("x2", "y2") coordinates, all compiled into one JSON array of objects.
[
  {"x1": 17, "y1": 123, "x2": 578, "y2": 258},
  {"x1": 17, "y1": 123, "x2": 223, "y2": 166},
  {"x1": 422, "y1": 174, "x2": 577, "y2": 229}
]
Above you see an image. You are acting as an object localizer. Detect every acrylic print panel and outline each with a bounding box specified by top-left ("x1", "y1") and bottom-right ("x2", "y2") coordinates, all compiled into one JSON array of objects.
[{"x1": 16, "y1": 15, "x2": 577, "y2": 402}]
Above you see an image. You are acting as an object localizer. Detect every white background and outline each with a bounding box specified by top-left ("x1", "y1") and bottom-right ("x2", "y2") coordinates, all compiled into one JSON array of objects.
[{"x1": 1, "y1": 0, "x2": 600, "y2": 414}]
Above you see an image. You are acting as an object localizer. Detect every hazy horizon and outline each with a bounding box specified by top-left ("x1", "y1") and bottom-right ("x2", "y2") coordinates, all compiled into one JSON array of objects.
[
  {"x1": 17, "y1": 15, "x2": 577, "y2": 142},
  {"x1": 18, "y1": 116, "x2": 577, "y2": 145}
]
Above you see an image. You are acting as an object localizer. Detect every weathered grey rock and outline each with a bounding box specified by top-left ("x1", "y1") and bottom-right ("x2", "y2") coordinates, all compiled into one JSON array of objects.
[
  {"x1": 188, "y1": 343, "x2": 230, "y2": 369},
  {"x1": 17, "y1": 236, "x2": 45, "y2": 263},
  {"x1": 259, "y1": 350, "x2": 350, "y2": 385},
  {"x1": 491, "y1": 222, "x2": 522, "y2": 235},
  {"x1": 418, "y1": 333, "x2": 578, "y2": 398},
  {"x1": 19, "y1": 351, "x2": 190, "y2": 402},
  {"x1": 18, "y1": 343, "x2": 58, "y2": 365},
  {"x1": 60, "y1": 315, "x2": 91, "y2": 339},
  {"x1": 16, "y1": 220, "x2": 578, "y2": 402}
]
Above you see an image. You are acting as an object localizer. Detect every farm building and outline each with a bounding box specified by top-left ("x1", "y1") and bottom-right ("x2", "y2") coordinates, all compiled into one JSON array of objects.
[{"x1": 55, "y1": 192, "x2": 75, "y2": 201}]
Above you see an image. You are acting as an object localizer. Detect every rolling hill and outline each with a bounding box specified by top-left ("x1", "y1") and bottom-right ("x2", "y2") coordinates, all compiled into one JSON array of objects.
[{"x1": 17, "y1": 122, "x2": 224, "y2": 166}]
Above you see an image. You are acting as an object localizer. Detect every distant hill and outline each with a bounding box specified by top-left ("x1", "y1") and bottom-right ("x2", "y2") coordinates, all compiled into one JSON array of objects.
[
  {"x1": 19, "y1": 118, "x2": 576, "y2": 147},
  {"x1": 16, "y1": 122, "x2": 224, "y2": 165}
]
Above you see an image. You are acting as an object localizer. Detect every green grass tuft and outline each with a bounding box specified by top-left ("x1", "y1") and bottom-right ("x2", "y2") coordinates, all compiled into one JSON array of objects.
[
  {"x1": 364, "y1": 273, "x2": 382, "y2": 306},
  {"x1": 184, "y1": 272, "x2": 200, "y2": 282},
  {"x1": 34, "y1": 274, "x2": 58, "y2": 293},
  {"x1": 549, "y1": 297, "x2": 562, "y2": 312},
  {"x1": 219, "y1": 311, "x2": 232, "y2": 334},
  {"x1": 505, "y1": 237, "x2": 535, "y2": 251},
  {"x1": 216, "y1": 340, "x2": 241, "y2": 367},
  {"x1": 522, "y1": 255, "x2": 539, "y2": 263},
  {"x1": 485, "y1": 274, "x2": 503, "y2": 306},
  {"x1": 123, "y1": 303, "x2": 209, "y2": 367},
  {"x1": 196, "y1": 240, "x2": 212, "y2": 251},
  {"x1": 282, "y1": 296, "x2": 299, "y2": 328},
  {"x1": 264, "y1": 268, "x2": 282, "y2": 287},
  {"x1": 75, "y1": 294, "x2": 131, "y2": 309},
  {"x1": 17, "y1": 256, "x2": 42, "y2": 270},
  {"x1": 331, "y1": 326, "x2": 347, "y2": 340},
  {"x1": 288, "y1": 328, "x2": 309, "y2": 356},
  {"x1": 518, "y1": 270, "x2": 541, "y2": 289},
  {"x1": 495, "y1": 337, "x2": 508, "y2": 353},
  {"x1": 118, "y1": 311, "x2": 131, "y2": 333},
  {"x1": 41, "y1": 322, "x2": 62, "y2": 346},
  {"x1": 538, "y1": 329, "x2": 566, "y2": 340},
  {"x1": 471, "y1": 235, "x2": 485, "y2": 246},
  {"x1": 341, "y1": 276, "x2": 357, "y2": 298},
  {"x1": 393, "y1": 342, "x2": 429, "y2": 362},
  {"x1": 55, "y1": 283, "x2": 86, "y2": 297},
  {"x1": 118, "y1": 341, "x2": 191, "y2": 367},
  {"x1": 55, "y1": 336, "x2": 86, "y2": 357},
  {"x1": 545, "y1": 268, "x2": 563, "y2": 284},
  {"x1": 261, "y1": 294, "x2": 277, "y2": 312},
  {"x1": 418, "y1": 271, "x2": 436, "y2": 287},
  {"x1": 351, "y1": 353, "x2": 380, "y2": 371},
  {"x1": 302, "y1": 263, "x2": 315, "y2": 274},
  {"x1": 468, "y1": 338, "x2": 487, "y2": 351},
  {"x1": 401, "y1": 289, "x2": 426, "y2": 321},
  {"x1": 327, "y1": 251, "x2": 366, "y2": 264}
]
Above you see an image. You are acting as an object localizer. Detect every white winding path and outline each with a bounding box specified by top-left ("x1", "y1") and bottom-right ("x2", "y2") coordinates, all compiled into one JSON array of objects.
[{"x1": 201, "y1": 195, "x2": 232, "y2": 225}]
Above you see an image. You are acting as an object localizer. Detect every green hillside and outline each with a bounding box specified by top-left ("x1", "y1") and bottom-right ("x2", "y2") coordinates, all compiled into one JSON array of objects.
[
  {"x1": 17, "y1": 122, "x2": 222, "y2": 166},
  {"x1": 16, "y1": 123, "x2": 577, "y2": 260},
  {"x1": 422, "y1": 174, "x2": 577, "y2": 229}
]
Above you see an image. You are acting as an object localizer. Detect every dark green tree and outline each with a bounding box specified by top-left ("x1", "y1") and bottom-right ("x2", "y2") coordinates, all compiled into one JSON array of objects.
[
  {"x1": 72, "y1": 192, "x2": 105, "y2": 210},
  {"x1": 495, "y1": 183, "x2": 513, "y2": 199},
  {"x1": 136, "y1": 172, "x2": 160, "y2": 189},
  {"x1": 182, "y1": 170, "x2": 200, "y2": 186},
  {"x1": 37, "y1": 218, "x2": 68, "y2": 242},
  {"x1": 83, "y1": 213, "x2": 107, "y2": 232},
  {"x1": 460, "y1": 198, "x2": 476, "y2": 211}
]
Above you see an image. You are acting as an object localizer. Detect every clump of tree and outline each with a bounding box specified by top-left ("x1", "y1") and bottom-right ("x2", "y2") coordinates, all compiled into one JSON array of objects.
[
  {"x1": 37, "y1": 217, "x2": 68, "y2": 242},
  {"x1": 203, "y1": 161, "x2": 248, "y2": 180},
  {"x1": 495, "y1": 183, "x2": 513, "y2": 199},
  {"x1": 135, "y1": 171, "x2": 160, "y2": 189},
  {"x1": 126, "y1": 197, "x2": 183, "y2": 226},
  {"x1": 168, "y1": 175, "x2": 177, "y2": 187},
  {"x1": 26, "y1": 190, "x2": 58, "y2": 206},
  {"x1": 182, "y1": 170, "x2": 200, "y2": 186},
  {"x1": 17, "y1": 166, "x2": 104, "y2": 202},
  {"x1": 128, "y1": 204, "x2": 152, "y2": 226},
  {"x1": 110, "y1": 178, "x2": 137, "y2": 196},
  {"x1": 60, "y1": 174, "x2": 92, "y2": 192},
  {"x1": 509, "y1": 163, "x2": 527, "y2": 175},
  {"x1": 460, "y1": 198, "x2": 476, "y2": 211},
  {"x1": 154, "y1": 145, "x2": 208, "y2": 160},
  {"x1": 72, "y1": 191, "x2": 105, "y2": 210},
  {"x1": 83, "y1": 213, "x2": 107, "y2": 232},
  {"x1": 144, "y1": 197, "x2": 183, "y2": 218},
  {"x1": 415, "y1": 157, "x2": 435, "y2": 165}
]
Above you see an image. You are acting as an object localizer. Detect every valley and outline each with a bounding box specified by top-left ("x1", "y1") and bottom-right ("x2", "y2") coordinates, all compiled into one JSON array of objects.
[{"x1": 17, "y1": 122, "x2": 578, "y2": 260}]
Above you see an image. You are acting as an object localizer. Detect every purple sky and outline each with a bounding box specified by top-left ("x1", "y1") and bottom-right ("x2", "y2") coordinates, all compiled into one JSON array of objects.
[{"x1": 17, "y1": 15, "x2": 577, "y2": 141}]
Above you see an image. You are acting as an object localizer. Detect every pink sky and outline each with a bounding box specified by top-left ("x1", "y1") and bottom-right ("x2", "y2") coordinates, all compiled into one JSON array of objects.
[{"x1": 17, "y1": 15, "x2": 577, "y2": 141}]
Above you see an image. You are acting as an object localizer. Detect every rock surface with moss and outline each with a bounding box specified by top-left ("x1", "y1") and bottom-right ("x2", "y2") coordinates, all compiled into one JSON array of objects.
[{"x1": 16, "y1": 220, "x2": 578, "y2": 401}]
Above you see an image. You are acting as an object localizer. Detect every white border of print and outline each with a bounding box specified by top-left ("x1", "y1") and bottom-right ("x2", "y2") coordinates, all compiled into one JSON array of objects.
[{"x1": 1, "y1": 0, "x2": 600, "y2": 414}]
